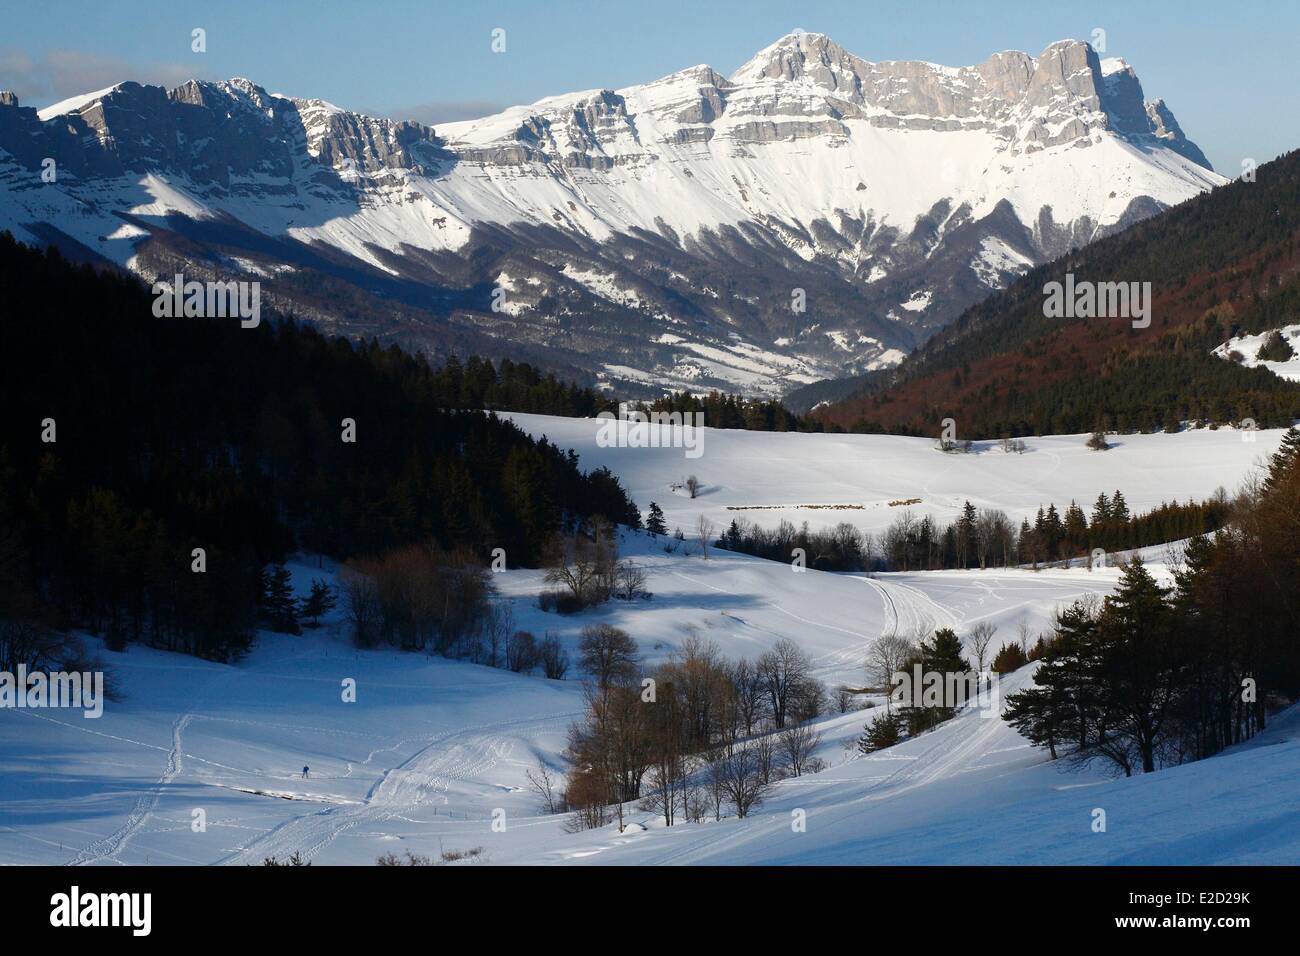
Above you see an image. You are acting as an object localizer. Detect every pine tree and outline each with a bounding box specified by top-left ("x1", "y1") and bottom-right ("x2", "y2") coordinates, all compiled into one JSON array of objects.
[
  {"x1": 1262, "y1": 426, "x2": 1300, "y2": 495},
  {"x1": 991, "y1": 641, "x2": 1029, "y2": 674},
  {"x1": 1256, "y1": 329, "x2": 1296, "y2": 362},
  {"x1": 899, "y1": 627, "x2": 971, "y2": 735},
  {"x1": 298, "y1": 578, "x2": 337, "y2": 628},
  {"x1": 957, "y1": 500, "x2": 977, "y2": 568},
  {"x1": 260, "y1": 564, "x2": 301, "y2": 634},
  {"x1": 645, "y1": 501, "x2": 667, "y2": 536},
  {"x1": 857, "y1": 711, "x2": 904, "y2": 753}
]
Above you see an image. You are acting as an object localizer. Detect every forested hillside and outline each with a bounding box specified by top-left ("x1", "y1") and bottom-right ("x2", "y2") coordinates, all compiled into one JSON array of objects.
[
  {"x1": 0, "y1": 233, "x2": 638, "y2": 659},
  {"x1": 819, "y1": 150, "x2": 1300, "y2": 436}
]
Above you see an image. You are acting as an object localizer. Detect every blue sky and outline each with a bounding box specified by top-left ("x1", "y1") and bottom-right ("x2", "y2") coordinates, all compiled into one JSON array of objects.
[{"x1": 3, "y1": 0, "x2": 1297, "y2": 174}]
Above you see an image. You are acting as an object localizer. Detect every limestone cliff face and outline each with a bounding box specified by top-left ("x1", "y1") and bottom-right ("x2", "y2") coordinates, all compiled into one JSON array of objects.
[{"x1": 0, "y1": 33, "x2": 1221, "y2": 397}]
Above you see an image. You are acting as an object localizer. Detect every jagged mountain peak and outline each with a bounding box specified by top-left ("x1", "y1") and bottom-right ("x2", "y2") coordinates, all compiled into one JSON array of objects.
[{"x1": 0, "y1": 36, "x2": 1225, "y2": 399}]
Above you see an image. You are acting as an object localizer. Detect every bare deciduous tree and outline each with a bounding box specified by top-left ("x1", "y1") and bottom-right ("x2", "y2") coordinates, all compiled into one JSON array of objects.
[
  {"x1": 968, "y1": 620, "x2": 997, "y2": 677},
  {"x1": 525, "y1": 763, "x2": 562, "y2": 814},
  {"x1": 695, "y1": 515, "x2": 714, "y2": 559},
  {"x1": 539, "y1": 633, "x2": 569, "y2": 679},
  {"x1": 717, "y1": 738, "x2": 775, "y2": 818},
  {"x1": 757, "y1": 637, "x2": 813, "y2": 729},
  {"x1": 865, "y1": 633, "x2": 914, "y2": 713},
  {"x1": 968, "y1": 620, "x2": 998, "y2": 700},
  {"x1": 778, "y1": 722, "x2": 825, "y2": 777},
  {"x1": 577, "y1": 624, "x2": 640, "y2": 693}
]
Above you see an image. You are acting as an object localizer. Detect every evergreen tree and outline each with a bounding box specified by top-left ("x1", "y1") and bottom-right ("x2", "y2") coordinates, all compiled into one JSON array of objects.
[
  {"x1": 1262, "y1": 426, "x2": 1300, "y2": 495},
  {"x1": 260, "y1": 564, "x2": 301, "y2": 635},
  {"x1": 1256, "y1": 329, "x2": 1296, "y2": 362},
  {"x1": 857, "y1": 711, "x2": 904, "y2": 753},
  {"x1": 899, "y1": 628, "x2": 971, "y2": 735},
  {"x1": 645, "y1": 502, "x2": 667, "y2": 536},
  {"x1": 991, "y1": 641, "x2": 1029, "y2": 674},
  {"x1": 298, "y1": 578, "x2": 337, "y2": 628}
]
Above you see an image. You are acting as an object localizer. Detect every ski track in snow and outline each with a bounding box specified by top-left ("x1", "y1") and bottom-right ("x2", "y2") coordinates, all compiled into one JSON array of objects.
[{"x1": 219, "y1": 710, "x2": 577, "y2": 865}]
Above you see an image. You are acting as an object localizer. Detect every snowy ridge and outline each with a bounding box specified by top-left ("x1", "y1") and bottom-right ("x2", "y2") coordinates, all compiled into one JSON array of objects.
[{"x1": 0, "y1": 33, "x2": 1224, "y2": 394}]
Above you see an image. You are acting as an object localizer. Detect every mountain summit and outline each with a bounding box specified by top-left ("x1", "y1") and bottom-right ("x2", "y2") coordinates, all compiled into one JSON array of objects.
[{"x1": 0, "y1": 34, "x2": 1222, "y2": 395}]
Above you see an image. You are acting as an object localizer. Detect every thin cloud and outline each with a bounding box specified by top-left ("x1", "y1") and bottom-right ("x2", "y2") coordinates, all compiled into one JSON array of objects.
[
  {"x1": 392, "y1": 99, "x2": 505, "y2": 127},
  {"x1": 0, "y1": 48, "x2": 208, "y2": 106}
]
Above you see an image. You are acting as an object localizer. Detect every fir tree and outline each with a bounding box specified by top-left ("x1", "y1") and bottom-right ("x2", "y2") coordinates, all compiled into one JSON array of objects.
[
  {"x1": 298, "y1": 579, "x2": 337, "y2": 628},
  {"x1": 260, "y1": 564, "x2": 301, "y2": 635},
  {"x1": 645, "y1": 501, "x2": 667, "y2": 536},
  {"x1": 1256, "y1": 329, "x2": 1296, "y2": 362},
  {"x1": 857, "y1": 711, "x2": 904, "y2": 754},
  {"x1": 1262, "y1": 426, "x2": 1300, "y2": 495}
]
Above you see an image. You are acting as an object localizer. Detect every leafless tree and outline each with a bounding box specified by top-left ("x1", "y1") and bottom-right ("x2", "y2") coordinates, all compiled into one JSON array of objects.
[
  {"x1": 778, "y1": 722, "x2": 825, "y2": 777},
  {"x1": 613, "y1": 561, "x2": 647, "y2": 600},
  {"x1": 729, "y1": 657, "x2": 768, "y2": 737},
  {"x1": 339, "y1": 564, "x2": 382, "y2": 649},
  {"x1": 866, "y1": 633, "x2": 915, "y2": 713},
  {"x1": 479, "y1": 602, "x2": 513, "y2": 668},
  {"x1": 968, "y1": 620, "x2": 997, "y2": 681},
  {"x1": 1016, "y1": 617, "x2": 1033, "y2": 655},
  {"x1": 757, "y1": 637, "x2": 813, "y2": 729},
  {"x1": 506, "y1": 630, "x2": 540, "y2": 673},
  {"x1": 543, "y1": 521, "x2": 618, "y2": 606},
  {"x1": 539, "y1": 633, "x2": 569, "y2": 679},
  {"x1": 717, "y1": 739, "x2": 775, "y2": 818},
  {"x1": 525, "y1": 763, "x2": 563, "y2": 814},
  {"x1": 695, "y1": 515, "x2": 714, "y2": 559},
  {"x1": 577, "y1": 624, "x2": 640, "y2": 693}
]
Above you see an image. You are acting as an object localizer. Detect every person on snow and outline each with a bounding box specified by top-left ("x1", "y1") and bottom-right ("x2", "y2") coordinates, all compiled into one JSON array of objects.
[{"x1": 302, "y1": 766, "x2": 309, "y2": 779}]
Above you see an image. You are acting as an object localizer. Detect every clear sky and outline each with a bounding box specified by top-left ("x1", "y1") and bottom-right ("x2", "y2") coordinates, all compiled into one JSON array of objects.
[{"x1": 3, "y1": 0, "x2": 1297, "y2": 174}]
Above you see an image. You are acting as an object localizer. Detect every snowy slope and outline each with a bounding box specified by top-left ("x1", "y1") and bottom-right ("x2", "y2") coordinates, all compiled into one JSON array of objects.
[
  {"x1": 1, "y1": 414, "x2": 1290, "y2": 866},
  {"x1": 507, "y1": 412, "x2": 1286, "y2": 539},
  {"x1": 5, "y1": 541, "x2": 1288, "y2": 866},
  {"x1": 1213, "y1": 324, "x2": 1300, "y2": 383},
  {"x1": 0, "y1": 547, "x2": 1134, "y2": 866}
]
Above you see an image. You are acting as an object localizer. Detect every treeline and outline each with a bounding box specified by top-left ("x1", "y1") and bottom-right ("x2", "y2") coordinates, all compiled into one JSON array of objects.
[
  {"x1": 712, "y1": 492, "x2": 1229, "y2": 572},
  {"x1": 0, "y1": 233, "x2": 638, "y2": 661},
  {"x1": 1007, "y1": 429, "x2": 1300, "y2": 773},
  {"x1": 716, "y1": 519, "x2": 873, "y2": 572},
  {"x1": 431, "y1": 354, "x2": 618, "y2": 418},
  {"x1": 642, "y1": 390, "x2": 828, "y2": 433},
  {"x1": 563, "y1": 629, "x2": 829, "y2": 829},
  {"x1": 848, "y1": 347, "x2": 1300, "y2": 438}
]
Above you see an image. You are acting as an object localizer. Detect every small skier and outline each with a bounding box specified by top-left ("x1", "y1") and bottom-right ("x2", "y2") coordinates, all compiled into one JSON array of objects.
[{"x1": 302, "y1": 766, "x2": 310, "y2": 779}]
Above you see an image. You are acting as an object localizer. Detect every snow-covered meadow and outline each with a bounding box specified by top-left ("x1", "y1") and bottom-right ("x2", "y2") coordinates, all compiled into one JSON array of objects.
[
  {"x1": 1, "y1": 419, "x2": 1294, "y2": 866},
  {"x1": 507, "y1": 412, "x2": 1287, "y2": 539}
]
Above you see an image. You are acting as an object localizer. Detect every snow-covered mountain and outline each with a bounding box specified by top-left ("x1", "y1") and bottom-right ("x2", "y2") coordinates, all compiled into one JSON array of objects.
[{"x1": 0, "y1": 33, "x2": 1223, "y2": 395}]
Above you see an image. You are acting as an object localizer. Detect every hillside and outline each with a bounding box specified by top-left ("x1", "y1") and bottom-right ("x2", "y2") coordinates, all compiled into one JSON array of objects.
[
  {"x1": 816, "y1": 149, "x2": 1300, "y2": 436},
  {"x1": 506, "y1": 411, "x2": 1286, "y2": 541},
  {"x1": 4, "y1": 534, "x2": 1294, "y2": 867}
]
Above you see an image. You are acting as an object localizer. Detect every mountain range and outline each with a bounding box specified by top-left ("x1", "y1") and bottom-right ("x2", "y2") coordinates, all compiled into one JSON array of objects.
[{"x1": 0, "y1": 32, "x2": 1223, "y2": 395}]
